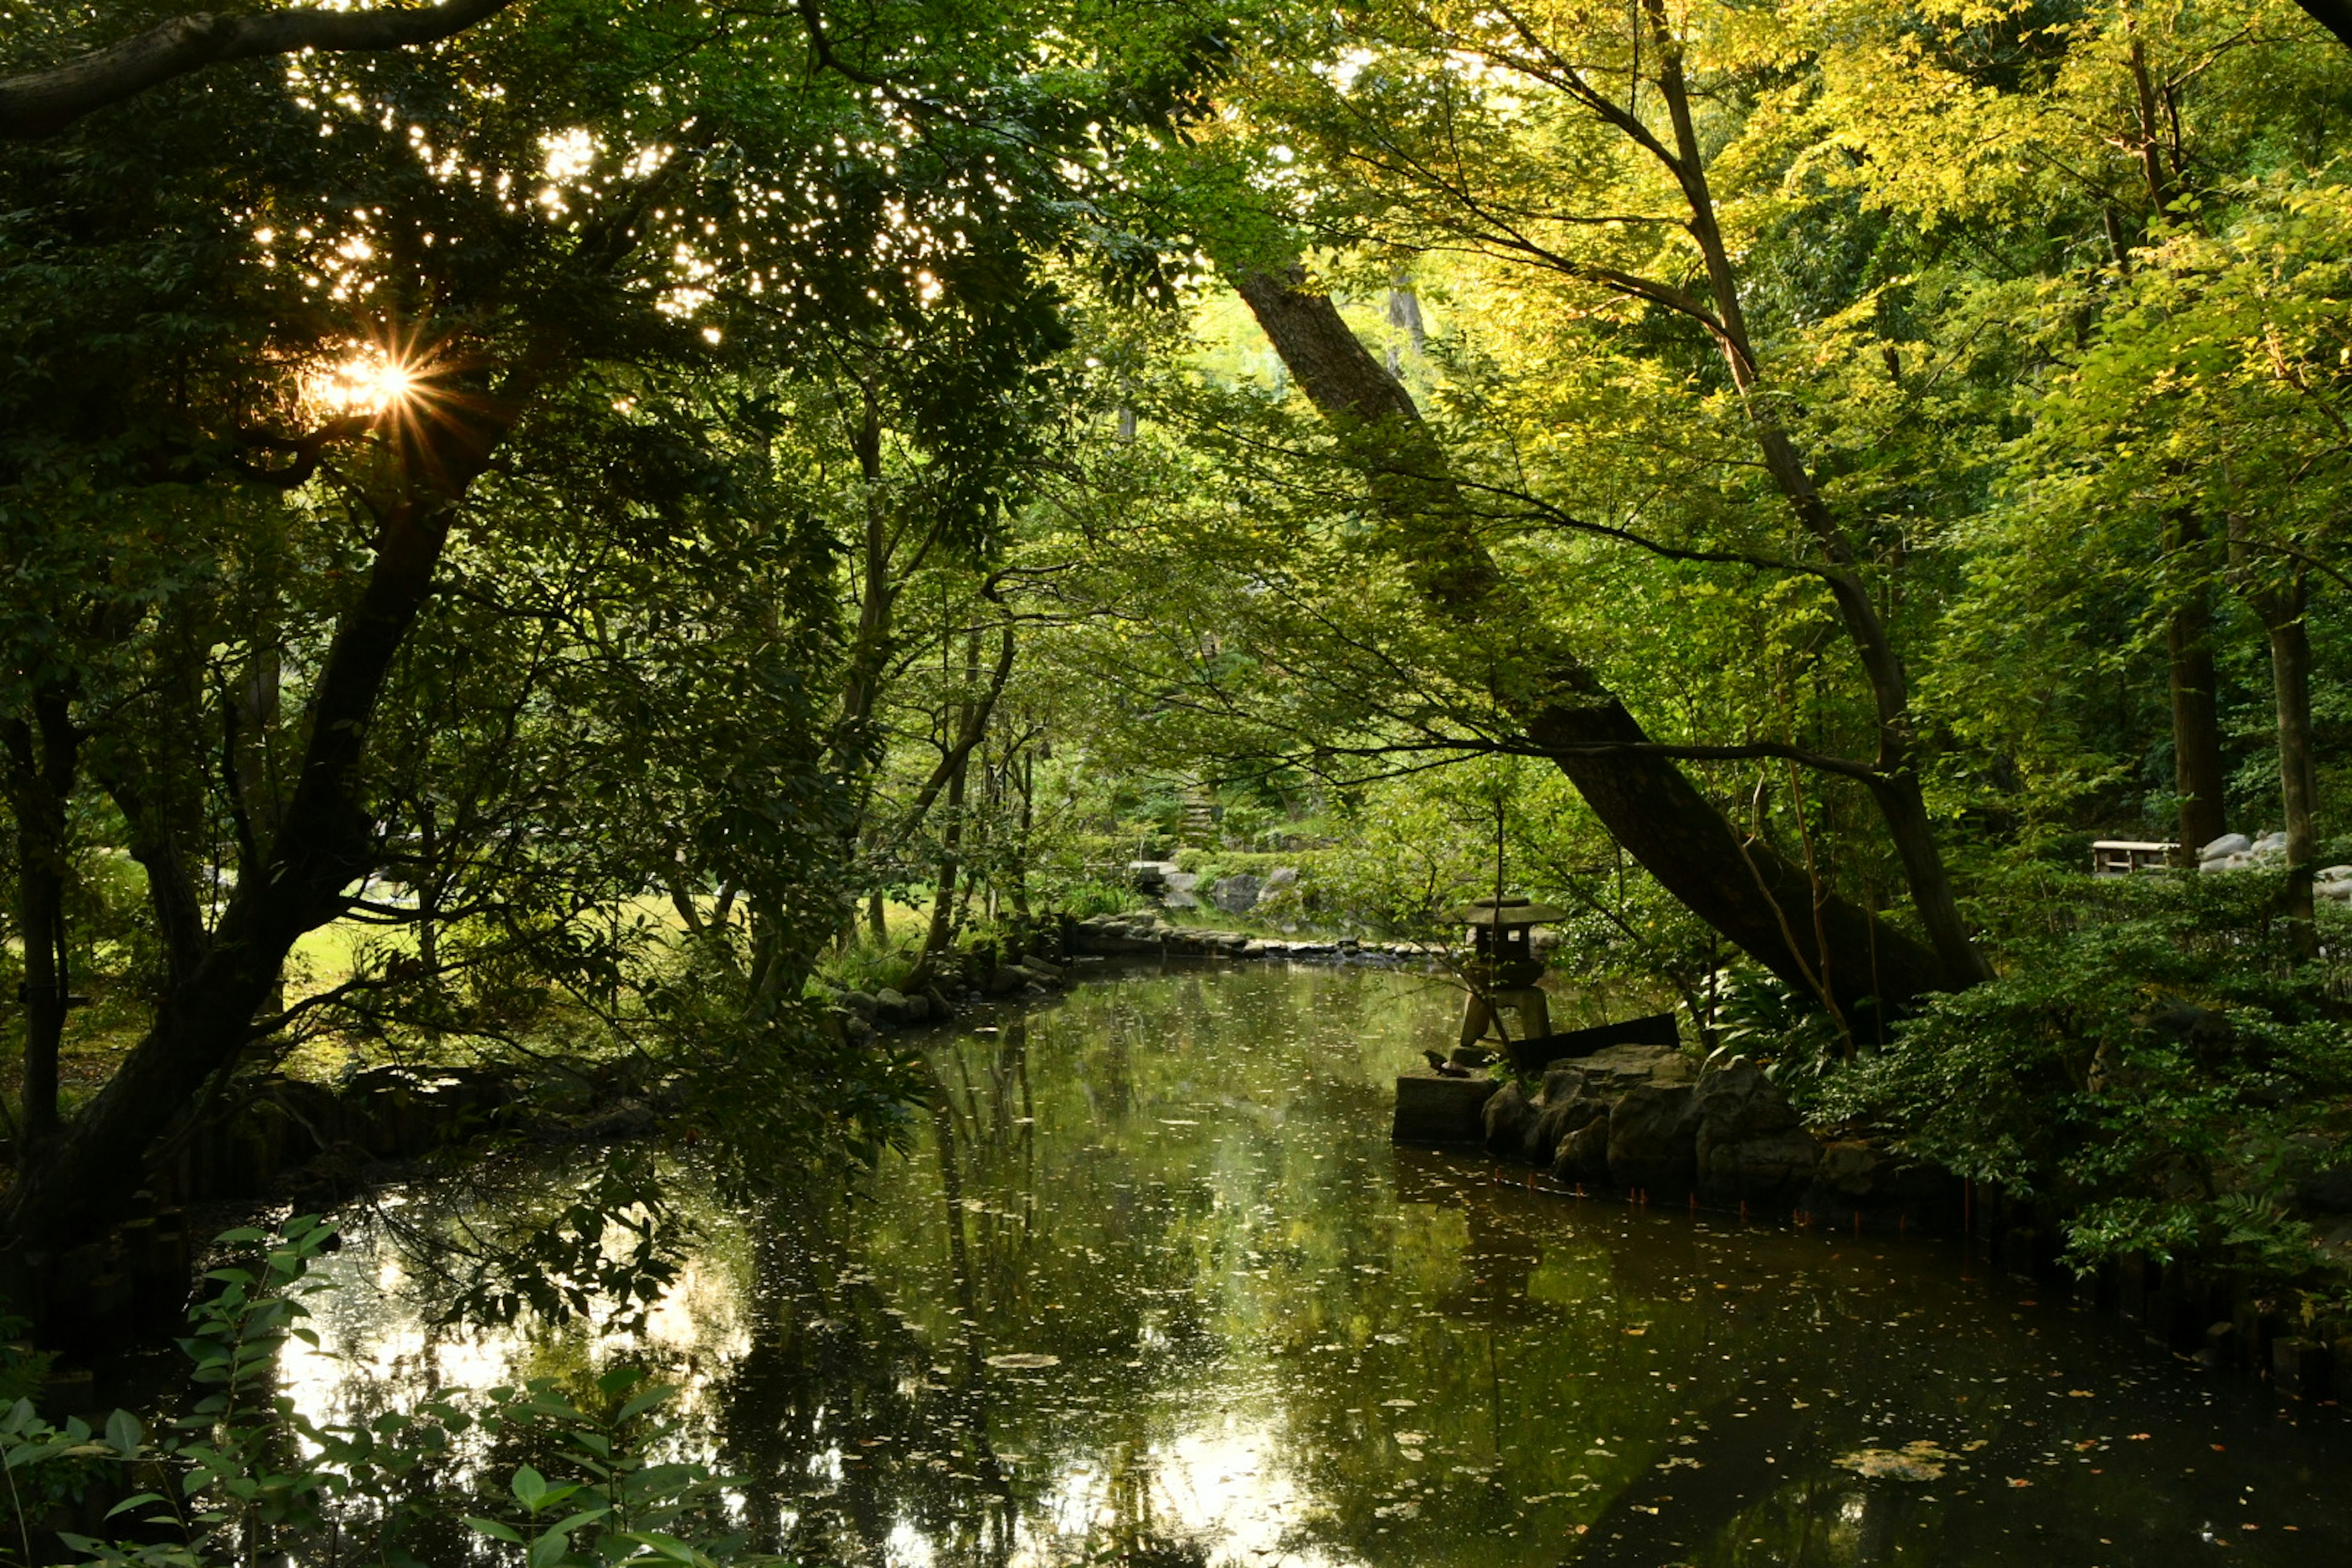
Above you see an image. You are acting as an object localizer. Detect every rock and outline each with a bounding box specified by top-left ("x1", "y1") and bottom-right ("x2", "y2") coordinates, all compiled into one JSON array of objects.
[
  {"x1": 2201, "y1": 832, "x2": 2253, "y2": 859},
  {"x1": 2320, "y1": 864, "x2": 2352, "y2": 883},
  {"x1": 2252, "y1": 830, "x2": 2288, "y2": 854},
  {"x1": 1482, "y1": 1080, "x2": 1539, "y2": 1158},
  {"x1": 843, "y1": 1013, "x2": 876, "y2": 1046},
  {"x1": 1817, "y1": 1139, "x2": 1882, "y2": 1197},
  {"x1": 1160, "y1": 870, "x2": 1201, "y2": 910},
  {"x1": 841, "y1": 990, "x2": 878, "y2": 1021},
  {"x1": 1551, "y1": 1118, "x2": 1611, "y2": 1183},
  {"x1": 1690, "y1": 1055, "x2": 1811, "y2": 1198},
  {"x1": 1241, "y1": 938, "x2": 1279, "y2": 957},
  {"x1": 873, "y1": 987, "x2": 914, "y2": 1025},
  {"x1": 2303, "y1": 1168, "x2": 2352, "y2": 1215},
  {"x1": 924, "y1": 986, "x2": 955, "y2": 1022},
  {"x1": 1128, "y1": 860, "x2": 1175, "y2": 889},
  {"x1": 1605, "y1": 1084, "x2": 1697, "y2": 1192},
  {"x1": 1263, "y1": 866, "x2": 1301, "y2": 891},
  {"x1": 1691, "y1": 1055, "x2": 1800, "y2": 1140},
  {"x1": 1210, "y1": 873, "x2": 1264, "y2": 914},
  {"x1": 1392, "y1": 1073, "x2": 1499, "y2": 1145},
  {"x1": 2321, "y1": 881, "x2": 2352, "y2": 903},
  {"x1": 1701, "y1": 1128, "x2": 1820, "y2": 1199},
  {"x1": 1529, "y1": 1093, "x2": 1608, "y2": 1167}
]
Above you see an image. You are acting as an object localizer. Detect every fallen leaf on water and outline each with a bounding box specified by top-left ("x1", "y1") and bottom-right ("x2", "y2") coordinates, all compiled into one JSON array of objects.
[
  {"x1": 1834, "y1": 1443, "x2": 1950, "y2": 1482},
  {"x1": 2008, "y1": 1478, "x2": 2032, "y2": 1488},
  {"x1": 984, "y1": 1353, "x2": 1061, "y2": 1370}
]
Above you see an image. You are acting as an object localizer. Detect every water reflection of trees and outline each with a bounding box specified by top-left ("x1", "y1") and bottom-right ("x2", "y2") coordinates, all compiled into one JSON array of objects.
[{"x1": 285, "y1": 967, "x2": 2299, "y2": 1568}]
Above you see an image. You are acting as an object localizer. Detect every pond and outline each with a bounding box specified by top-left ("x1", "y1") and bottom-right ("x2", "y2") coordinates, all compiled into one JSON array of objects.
[{"x1": 287, "y1": 962, "x2": 2352, "y2": 1566}]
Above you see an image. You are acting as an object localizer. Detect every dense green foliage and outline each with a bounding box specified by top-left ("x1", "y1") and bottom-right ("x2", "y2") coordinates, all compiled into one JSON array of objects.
[{"x1": 7, "y1": 0, "x2": 2352, "y2": 1404}]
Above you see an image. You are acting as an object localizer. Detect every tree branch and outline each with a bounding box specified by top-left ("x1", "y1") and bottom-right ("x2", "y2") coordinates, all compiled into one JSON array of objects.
[{"x1": 1, "y1": 0, "x2": 518, "y2": 139}]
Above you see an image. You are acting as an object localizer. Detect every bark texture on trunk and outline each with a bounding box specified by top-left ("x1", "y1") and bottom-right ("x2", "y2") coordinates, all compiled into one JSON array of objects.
[
  {"x1": 2260, "y1": 583, "x2": 2318, "y2": 957},
  {"x1": 2165, "y1": 515, "x2": 2228, "y2": 857},
  {"x1": 1232, "y1": 271, "x2": 1952, "y2": 1012}
]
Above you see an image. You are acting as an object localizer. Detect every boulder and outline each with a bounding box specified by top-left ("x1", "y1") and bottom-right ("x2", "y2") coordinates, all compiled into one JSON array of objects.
[
  {"x1": 1698, "y1": 1126, "x2": 1820, "y2": 1199},
  {"x1": 841, "y1": 990, "x2": 878, "y2": 1021},
  {"x1": 1690, "y1": 1055, "x2": 1800, "y2": 1141},
  {"x1": 873, "y1": 987, "x2": 916, "y2": 1025},
  {"x1": 1551, "y1": 1119, "x2": 1612, "y2": 1183},
  {"x1": 1482, "y1": 1080, "x2": 1539, "y2": 1158},
  {"x1": 2252, "y1": 830, "x2": 2289, "y2": 854},
  {"x1": 2320, "y1": 864, "x2": 2352, "y2": 884},
  {"x1": 1605, "y1": 1084, "x2": 1697, "y2": 1192},
  {"x1": 2201, "y1": 831, "x2": 2253, "y2": 859},
  {"x1": 1529, "y1": 1092, "x2": 1608, "y2": 1167},
  {"x1": 1161, "y1": 870, "x2": 1202, "y2": 910},
  {"x1": 1817, "y1": 1139, "x2": 1882, "y2": 1197},
  {"x1": 1263, "y1": 865, "x2": 1301, "y2": 892},
  {"x1": 1690, "y1": 1055, "x2": 1809, "y2": 1197},
  {"x1": 1210, "y1": 873, "x2": 1264, "y2": 914}
]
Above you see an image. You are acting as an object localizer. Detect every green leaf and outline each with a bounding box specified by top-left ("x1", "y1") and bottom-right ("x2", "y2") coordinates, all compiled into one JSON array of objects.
[
  {"x1": 617, "y1": 1531, "x2": 700, "y2": 1564},
  {"x1": 616, "y1": 1384, "x2": 677, "y2": 1425},
  {"x1": 526, "y1": 1528, "x2": 570, "y2": 1568},
  {"x1": 465, "y1": 1517, "x2": 525, "y2": 1545},
  {"x1": 105, "y1": 1409, "x2": 143, "y2": 1458},
  {"x1": 513, "y1": 1464, "x2": 549, "y2": 1509}
]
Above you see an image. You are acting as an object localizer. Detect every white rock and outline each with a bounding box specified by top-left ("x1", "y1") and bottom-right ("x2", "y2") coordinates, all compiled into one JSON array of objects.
[
  {"x1": 2317, "y1": 865, "x2": 2352, "y2": 883},
  {"x1": 2320, "y1": 881, "x2": 2352, "y2": 902},
  {"x1": 2201, "y1": 832, "x2": 2253, "y2": 859},
  {"x1": 2253, "y1": 831, "x2": 2290, "y2": 854}
]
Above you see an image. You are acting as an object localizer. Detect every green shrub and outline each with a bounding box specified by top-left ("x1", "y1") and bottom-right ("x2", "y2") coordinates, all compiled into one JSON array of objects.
[{"x1": 1819, "y1": 868, "x2": 2352, "y2": 1293}]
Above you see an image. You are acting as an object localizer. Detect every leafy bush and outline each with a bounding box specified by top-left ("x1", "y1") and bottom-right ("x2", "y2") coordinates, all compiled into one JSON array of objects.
[
  {"x1": 1819, "y1": 869, "x2": 2352, "y2": 1289},
  {"x1": 0, "y1": 1216, "x2": 780, "y2": 1568}
]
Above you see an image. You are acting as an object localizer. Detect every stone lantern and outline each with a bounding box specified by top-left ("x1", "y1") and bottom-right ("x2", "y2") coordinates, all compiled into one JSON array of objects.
[{"x1": 1447, "y1": 895, "x2": 1563, "y2": 1049}]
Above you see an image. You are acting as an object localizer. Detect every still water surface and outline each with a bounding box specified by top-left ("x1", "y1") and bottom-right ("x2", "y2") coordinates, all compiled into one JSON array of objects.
[{"x1": 289, "y1": 963, "x2": 2352, "y2": 1566}]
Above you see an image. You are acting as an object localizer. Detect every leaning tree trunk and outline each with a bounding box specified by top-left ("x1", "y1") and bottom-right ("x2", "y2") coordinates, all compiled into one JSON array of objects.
[
  {"x1": 1232, "y1": 272, "x2": 1953, "y2": 1013},
  {"x1": 0, "y1": 405, "x2": 511, "y2": 1258}
]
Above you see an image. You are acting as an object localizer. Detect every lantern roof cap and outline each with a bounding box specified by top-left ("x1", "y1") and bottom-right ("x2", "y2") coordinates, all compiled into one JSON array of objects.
[{"x1": 1447, "y1": 895, "x2": 1567, "y2": 925}]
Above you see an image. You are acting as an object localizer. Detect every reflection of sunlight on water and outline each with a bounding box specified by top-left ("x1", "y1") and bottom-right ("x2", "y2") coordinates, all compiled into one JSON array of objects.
[
  {"x1": 271, "y1": 967, "x2": 2352, "y2": 1568},
  {"x1": 282, "y1": 1237, "x2": 748, "y2": 1461},
  {"x1": 1003, "y1": 1418, "x2": 1340, "y2": 1568}
]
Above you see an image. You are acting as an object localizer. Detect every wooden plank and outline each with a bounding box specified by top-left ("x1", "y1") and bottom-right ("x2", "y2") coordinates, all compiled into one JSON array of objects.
[{"x1": 1504, "y1": 1011, "x2": 1681, "y2": 1076}]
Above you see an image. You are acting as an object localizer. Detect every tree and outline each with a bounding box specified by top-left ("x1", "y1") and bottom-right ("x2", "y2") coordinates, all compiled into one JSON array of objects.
[{"x1": 0, "y1": 0, "x2": 1141, "y2": 1257}]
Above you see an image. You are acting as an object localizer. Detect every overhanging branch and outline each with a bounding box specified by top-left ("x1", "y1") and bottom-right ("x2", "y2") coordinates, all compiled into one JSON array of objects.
[{"x1": 1, "y1": 0, "x2": 518, "y2": 139}]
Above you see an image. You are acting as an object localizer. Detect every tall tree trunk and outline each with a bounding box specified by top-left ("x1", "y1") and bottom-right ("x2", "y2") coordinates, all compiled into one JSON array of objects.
[
  {"x1": 4, "y1": 686, "x2": 80, "y2": 1153},
  {"x1": 1232, "y1": 272, "x2": 1954, "y2": 1011},
  {"x1": 2165, "y1": 514, "x2": 2228, "y2": 856},
  {"x1": 922, "y1": 751, "x2": 970, "y2": 965},
  {"x1": 2259, "y1": 579, "x2": 2318, "y2": 957}
]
